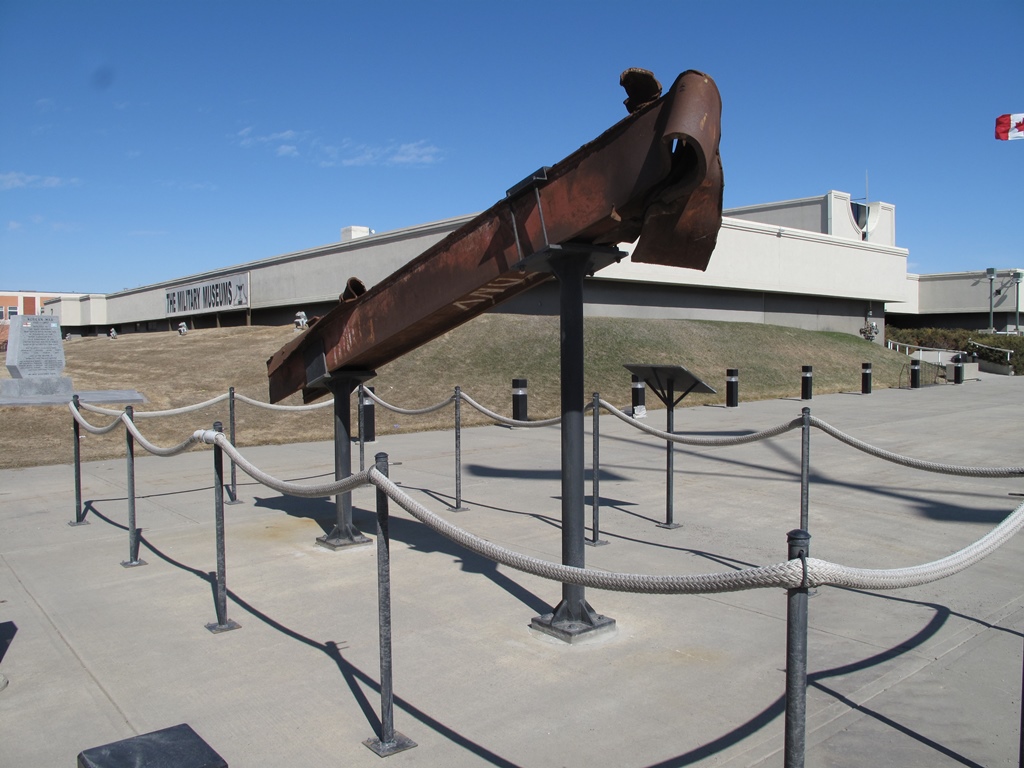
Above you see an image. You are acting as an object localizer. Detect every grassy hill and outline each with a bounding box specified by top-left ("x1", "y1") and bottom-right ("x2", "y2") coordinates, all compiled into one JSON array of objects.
[{"x1": 0, "y1": 316, "x2": 934, "y2": 469}]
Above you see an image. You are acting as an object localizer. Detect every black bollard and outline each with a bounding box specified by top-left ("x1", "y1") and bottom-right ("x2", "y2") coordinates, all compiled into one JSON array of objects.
[
  {"x1": 726, "y1": 368, "x2": 739, "y2": 408},
  {"x1": 512, "y1": 378, "x2": 528, "y2": 422},
  {"x1": 954, "y1": 362, "x2": 964, "y2": 385},
  {"x1": 800, "y1": 365, "x2": 813, "y2": 401},
  {"x1": 631, "y1": 374, "x2": 647, "y2": 417},
  {"x1": 363, "y1": 386, "x2": 377, "y2": 441},
  {"x1": 861, "y1": 363, "x2": 872, "y2": 395},
  {"x1": 910, "y1": 359, "x2": 921, "y2": 389}
]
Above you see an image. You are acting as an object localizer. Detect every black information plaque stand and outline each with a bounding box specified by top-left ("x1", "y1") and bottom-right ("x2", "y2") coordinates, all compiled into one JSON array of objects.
[{"x1": 624, "y1": 364, "x2": 715, "y2": 529}]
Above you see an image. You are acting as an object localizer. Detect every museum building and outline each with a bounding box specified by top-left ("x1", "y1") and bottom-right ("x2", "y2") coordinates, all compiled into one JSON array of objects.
[{"x1": 36, "y1": 190, "x2": 917, "y2": 343}]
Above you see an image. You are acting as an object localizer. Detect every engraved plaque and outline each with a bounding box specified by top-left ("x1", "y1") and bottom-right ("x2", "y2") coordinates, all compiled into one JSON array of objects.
[{"x1": 5, "y1": 315, "x2": 66, "y2": 378}]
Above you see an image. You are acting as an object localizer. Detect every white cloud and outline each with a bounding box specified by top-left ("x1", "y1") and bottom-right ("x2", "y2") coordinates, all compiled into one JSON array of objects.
[
  {"x1": 7, "y1": 220, "x2": 21, "y2": 231},
  {"x1": 388, "y1": 140, "x2": 441, "y2": 166},
  {"x1": 0, "y1": 172, "x2": 81, "y2": 190},
  {"x1": 235, "y1": 127, "x2": 442, "y2": 168}
]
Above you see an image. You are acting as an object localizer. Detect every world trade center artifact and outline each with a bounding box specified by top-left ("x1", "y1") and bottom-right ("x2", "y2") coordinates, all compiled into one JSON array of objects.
[{"x1": 267, "y1": 68, "x2": 723, "y2": 402}]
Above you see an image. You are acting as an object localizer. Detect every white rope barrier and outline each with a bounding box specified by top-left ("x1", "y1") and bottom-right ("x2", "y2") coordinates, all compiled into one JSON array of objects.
[
  {"x1": 202, "y1": 432, "x2": 367, "y2": 497},
  {"x1": 363, "y1": 388, "x2": 456, "y2": 416},
  {"x1": 809, "y1": 416, "x2": 1024, "y2": 478},
  {"x1": 459, "y1": 391, "x2": 562, "y2": 427},
  {"x1": 367, "y1": 467, "x2": 1024, "y2": 594},
  {"x1": 233, "y1": 392, "x2": 335, "y2": 412},
  {"x1": 599, "y1": 399, "x2": 803, "y2": 446},
  {"x1": 68, "y1": 402, "x2": 123, "y2": 435},
  {"x1": 120, "y1": 416, "x2": 204, "y2": 457},
  {"x1": 79, "y1": 393, "x2": 230, "y2": 418},
  {"x1": 72, "y1": 403, "x2": 1024, "y2": 595}
]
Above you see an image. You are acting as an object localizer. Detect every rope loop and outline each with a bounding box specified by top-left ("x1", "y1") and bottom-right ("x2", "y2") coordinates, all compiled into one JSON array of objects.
[
  {"x1": 363, "y1": 388, "x2": 456, "y2": 416},
  {"x1": 458, "y1": 391, "x2": 561, "y2": 427}
]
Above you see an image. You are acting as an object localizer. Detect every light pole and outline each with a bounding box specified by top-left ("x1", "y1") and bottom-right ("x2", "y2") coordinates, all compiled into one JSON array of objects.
[
  {"x1": 987, "y1": 267, "x2": 997, "y2": 333},
  {"x1": 1014, "y1": 270, "x2": 1023, "y2": 334}
]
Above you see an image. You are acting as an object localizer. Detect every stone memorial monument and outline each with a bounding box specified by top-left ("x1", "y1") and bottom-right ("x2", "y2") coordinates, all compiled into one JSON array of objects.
[{"x1": 2, "y1": 315, "x2": 74, "y2": 398}]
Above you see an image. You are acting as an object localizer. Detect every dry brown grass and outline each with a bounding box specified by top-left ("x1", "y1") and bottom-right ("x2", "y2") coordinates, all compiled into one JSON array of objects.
[{"x1": 0, "y1": 316, "x2": 933, "y2": 469}]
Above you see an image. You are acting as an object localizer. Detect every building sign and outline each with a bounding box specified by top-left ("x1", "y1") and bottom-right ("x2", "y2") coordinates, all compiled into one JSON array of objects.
[{"x1": 165, "y1": 272, "x2": 250, "y2": 316}]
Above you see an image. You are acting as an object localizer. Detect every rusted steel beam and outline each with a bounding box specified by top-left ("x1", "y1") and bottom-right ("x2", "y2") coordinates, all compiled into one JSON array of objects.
[{"x1": 268, "y1": 69, "x2": 723, "y2": 403}]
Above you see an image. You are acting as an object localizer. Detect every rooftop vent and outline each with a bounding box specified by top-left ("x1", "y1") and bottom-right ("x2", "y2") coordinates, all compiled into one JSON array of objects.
[{"x1": 341, "y1": 226, "x2": 373, "y2": 242}]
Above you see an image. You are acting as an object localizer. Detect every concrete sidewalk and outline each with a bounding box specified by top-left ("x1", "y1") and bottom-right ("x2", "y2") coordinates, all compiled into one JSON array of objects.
[{"x1": 1, "y1": 376, "x2": 1022, "y2": 767}]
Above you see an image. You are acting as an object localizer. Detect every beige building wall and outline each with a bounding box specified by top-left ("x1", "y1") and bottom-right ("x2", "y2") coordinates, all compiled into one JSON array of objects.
[{"x1": 46, "y1": 191, "x2": 908, "y2": 340}]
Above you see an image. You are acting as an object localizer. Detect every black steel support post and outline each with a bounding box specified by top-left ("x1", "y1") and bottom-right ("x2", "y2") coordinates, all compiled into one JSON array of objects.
[
  {"x1": 364, "y1": 452, "x2": 417, "y2": 757},
  {"x1": 512, "y1": 378, "x2": 528, "y2": 422},
  {"x1": 318, "y1": 375, "x2": 373, "y2": 550},
  {"x1": 861, "y1": 363, "x2": 872, "y2": 395},
  {"x1": 206, "y1": 422, "x2": 240, "y2": 633},
  {"x1": 530, "y1": 252, "x2": 615, "y2": 642},
  {"x1": 800, "y1": 407, "x2": 810, "y2": 531},
  {"x1": 784, "y1": 529, "x2": 811, "y2": 768},
  {"x1": 800, "y1": 365, "x2": 813, "y2": 401},
  {"x1": 587, "y1": 392, "x2": 607, "y2": 547},
  {"x1": 447, "y1": 387, "x2": 468, "y2": 511},
  {"x1": 70, "y1": 395, "x2": 88, "y2": 526},
  {"x1": 225, "y1": 387, "x2": 241, "y2": 504},
  {"x1": 121, "y1": 406, "x2": 146, "y2": 568},
  {"x1": 910, "y1": 359, "x2": 921, "y2": 389},
  {"x1": 726, "y1": 368, "x2": 739, "y2": 408}
]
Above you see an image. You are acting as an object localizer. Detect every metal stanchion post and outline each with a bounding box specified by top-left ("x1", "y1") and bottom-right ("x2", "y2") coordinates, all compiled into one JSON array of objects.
[
  {"x1": 448, "y1": 387, "x2": 467, "y2": 511},
  {"x1": 69, "y1": 395, "x2": 88, "y2": 526},
  {"x1": 358, "y1": 383, "x2": 366, "y2": 473},
  {"x1": 800, "y1": 407, "x2": 810, "y2": 531},
  {"x1": 954, "y1": 361, "x2": 964, "y2": 385},
  {"x1": 800, "y1": 365, "x2": 813, "y2": 400},
  {"x1": 226, "y1": 387, "x2": 240, "y2": 504},
  {"x1": 910, "y1": 359, "x2": 921, "y2": 389},
  {"x1": 120, "y1": 406, "x2": 146, "y2": 568},
  {"x1": 861, "y1": 363, "x2": 872, "y2": 395},
  {"x1": 587, "y1": 392, "x2": 607, "y2": 547},
  {"x1": 206, "y1": 422, "x2": 240, "y2": 634},
  {"x1": 364, "y1": 452, "x2": 416, "y2": 757},
  {"x1": 784, "y1": 529, "x2": 811, "y2": 768},
  {"x1": 660, "y1": 378, "x2": 681, "y2": 530}
]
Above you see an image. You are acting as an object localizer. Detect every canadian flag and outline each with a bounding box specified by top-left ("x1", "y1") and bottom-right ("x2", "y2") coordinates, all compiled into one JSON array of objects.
[{"x1": 995, "y1": 113, "x2": 1024, "y2": 140}]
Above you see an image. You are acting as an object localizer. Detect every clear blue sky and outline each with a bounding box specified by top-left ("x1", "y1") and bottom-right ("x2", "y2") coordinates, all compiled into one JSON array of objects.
[{"x1": 1, "y1": 1, "x2": 1021, "y2": 293}]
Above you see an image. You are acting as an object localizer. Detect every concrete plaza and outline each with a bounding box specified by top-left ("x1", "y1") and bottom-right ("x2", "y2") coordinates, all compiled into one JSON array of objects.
[{"x1": 1, "y1": 374, "x2": 1022, "y2": 766}]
